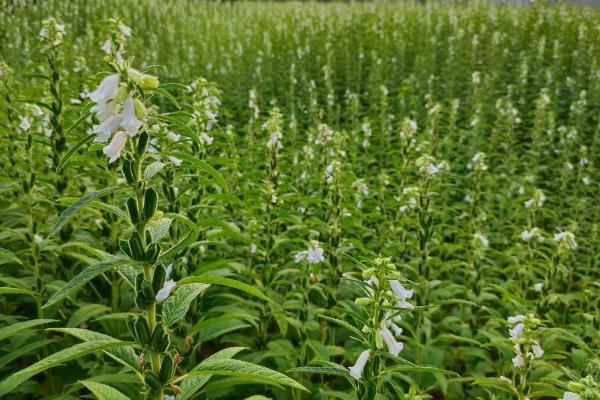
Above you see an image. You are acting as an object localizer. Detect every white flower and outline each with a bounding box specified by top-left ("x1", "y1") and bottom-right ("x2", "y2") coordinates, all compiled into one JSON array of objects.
[
  {"x1": 199, "y1": 131, "x2": 213, "y2": 145},
  {"x1": 499, "y1": 376, "x2": 511, "y2": 384},
  {"x1": 91, "y1": 101, "x2": 118, "y2": 122},
  {"x1": 473, "y1": 232, "x2": 489, "y2": 247},
  {"x1": 31, "y1": 105, "x2": 43, "y2": 117},
  {"x1": 524, "y1": 189, "x2": 545, "y2": 209},
  {"x1": 271, "y1": 194, "x2": 277, "y2": 204},
  {"x1": 533, "y1": 283, "x2": 543, "y2": 292},
  {"x1": 520, "y1": 228, "x2": 544, "y2": 243},
  {"x1": 266, "y1": 131, "x2": 283, "y2": 149},
  {"x1": 509, "y1": 323, "x2": 524, "y2": 341},
  {"x1": 168, "y1": 156, "x2": 182, "y2": 167},
  {"x1": 348, "y1": 349, "x2": 370, "y2": 380},
  {"x1": 166, "y1": 131, "x2": 180, "y2": 142},
  {"x1": 507, "y1": 315, "x2": 525, "y2": 324},
  {"x1": 381, "y1": 325, "x2": 403, "y2": 356},
  {"x1": 33, "y1": 234, "x2": 43, "y2": 244},
  {"x1": 389, "y1": 280, "x2": 414, "y2": 309},
  {"x1": 39, "y1": 28, "x2": 49, "y2": 39},
  {"x1": 399, "y1": 205, "x2": 408, "y2": 212},
  {"x1": 118, "y1": 23, "x2": 132, "y2": 37},
  {"x1": 512, "y1": 353, "x2": 525, "y2": 368},
  {"x1": 101, "y1": 39, "x2": 112, "y2": 54},
  {"x1": 306, "y1": 245, "x2": 324, "y2": 264},
  {"x1": 102, "y1": 131, "x2": 128, "y2": 163},
  {"x1": 249, "y1": 243, "x2": 257, "y2": 254},
  {"x1": 531, "y1": 340, "x2": 544, "y2": 358},
  {"x1": 19, "y1": 116, "x2": 31, "y2": 131},
  {"x1": 155, "y1": 279, "x2": 177, "y2": 302},
  {"x1": 582, "y1": 176, "x2": 590, "y2": 185},
  {"x1": 165, "y1": 263, "x2": 173, "y2": 279},
  {"x1": 120, "y1": 97, "x2": 143, "y2": 136},
  {"x1": 562, "y1": 392, "x2": 581, "y2": 400},
  {"x1": 93, "y1": 114, "x2": 123, "y2": 143},
  {"x1": 88, "y1": 74, "x2": 120, "y2": 104},
  {"x1": 553, "y1": 231, "x2": 577, "y2": 250}
]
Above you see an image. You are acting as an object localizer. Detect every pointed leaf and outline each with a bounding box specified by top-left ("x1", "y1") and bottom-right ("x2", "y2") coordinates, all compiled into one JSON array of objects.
[
  {"x1": 79, "y1": 380, "x2": 132, "y2": 400},
  {"x1": 44, "y1": 257, "x2": 132, "y2": 309},
  {"x1": 178, "y1": 276, "x2": 271, "y2": 303},
  {"x1": 174, "y1": 359, "x2": 307, "y2": 392},
  {"x1": 0, "y1": 340, "x2": 133, "y2": 396}
]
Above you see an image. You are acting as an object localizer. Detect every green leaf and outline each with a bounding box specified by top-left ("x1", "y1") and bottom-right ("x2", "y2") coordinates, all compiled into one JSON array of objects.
[
  {"x1": 0, "y1": 248, "x2": 23, "y2": 265},
  {"x1": 147, "y1": 217, "x2": 173, "y2": 242},
  {"x1": 67, "y1": 304, "x2": 111, "y2": 328},
  {"x1": 43, "y1": 257, "x2": 132, "y2": 309},
  {"x1": 161, "y1": 283, "x2": 209, "y2": 327},
  {"x1": 287, "y1": 366, "x2": 351, "y2": 378},
  {"x1": 178, "y1": 276, "x2": 271, "y2": 303},
  {"x1": 0, "y1": 287, "x2": 36, "y2": 296},
  {"x1": 56, "y1": 130, "x2": 94, "y2": 174},
  {"x1": 178, "y1": 347, "x2": 247, "y2": 400},
  {"x1": 143, "y1": 161, "x2": 166, "y2": 181},
  {"x1": 0, "y1": 340, "x2": 133, "y2": 396},
  {"x1": 174, "y1": 359, "x2": 308, "y2": 392},
  {"x1": 50, "y1": 328, "x2": 139, "y2": 372},
  {"x1": 164, "y1": 151, "x2": 228, "y2": 191},
  {"x1": 79, "y1": 380, "x2": 132, "y2": 400},
  {"x1": 0, "y1": 319, "x2": 56, "y2": 342},
  {"x1": 50, "y1": 187, "x2": 123, "y2": 236}
]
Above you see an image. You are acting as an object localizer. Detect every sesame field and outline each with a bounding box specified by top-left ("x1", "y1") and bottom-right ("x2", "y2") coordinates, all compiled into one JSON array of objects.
[{"x1": 0, "y1": 1, "x2": 599, "y2": 399}]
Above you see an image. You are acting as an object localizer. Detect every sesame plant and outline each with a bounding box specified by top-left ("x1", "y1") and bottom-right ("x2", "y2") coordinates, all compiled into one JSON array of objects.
[{"x1": 1, "y1": 1, "x2": 600, "y2": 400}]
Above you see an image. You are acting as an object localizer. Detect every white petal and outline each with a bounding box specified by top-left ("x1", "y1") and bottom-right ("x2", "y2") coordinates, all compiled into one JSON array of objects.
[
  {"x1": 120, "y1": 97, "x2": 143, "y2": 136},
  {"x1": 102, "y1": 131, "x2": 128, "y2": 163},
  {"x1": 348, "y1": 349, "x2": 370, "y2": 380},
  {"x1": 88, "y1": 74, "x2": 120, "y2": 104},
  {"x1": 155, "y1": 279, "x2": 177, "y2": 302}
]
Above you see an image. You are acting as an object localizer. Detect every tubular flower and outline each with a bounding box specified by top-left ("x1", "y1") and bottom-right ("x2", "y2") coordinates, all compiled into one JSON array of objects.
[
  {"x1": 102, "y1": 131, "x2": 128, "y2": 163},
  {"x1": 156, "y1": 279, "x2": 177, "y2": 302},
  {"x1": 389, "y1": 279, "x2": 414, "y2": 309},
  {"x1": 88, "y1": 74, "x2": 120, "y2": 104},
  {"x1": 380, "y1": 325, "x2": 403, "y2": 356},
  {"x1": 93, "y1": 114, "x2": 123, "y2": 143},
  {"x1": 121, "y1": 97, "x2": 143, "y2": 136},
  {"x1": 348, "y1": 349, "x2": 370, "y2": 380}
]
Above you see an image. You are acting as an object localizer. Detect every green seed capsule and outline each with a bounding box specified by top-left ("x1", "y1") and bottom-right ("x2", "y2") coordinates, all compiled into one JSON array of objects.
[
  {"x1": 123, "y1": 159, "x2": 136, "y2": 185},
  {"x1": 127, "y1": 197, "x2": 139, "y2": 224},
  {"x1": 137, "y1": 131, "x2": 149, "y2": 156},
  {"x1": 143, "y1": 188, "x2": 158, "y2": 220},
  {"x1": 126, "y1": 315, "x2": 138, "y2": 340},
  {"x1": 159, "y1": 356, "x2": 174, "y2": 384},
  {"x1": 150, "y1": 324, "x2": 165, "y2": 350},
  {"x1": 119, "y1": 239, "x2": 133, "y2": 258},
  {"x1": 152, "y1": 264, "x2": 166, "y2": 293},
  {"x1": 158, "y1": 333, "x2": 170, "y2": 353},
  {"x1": 134, "y1": 317, "x2": 151, "y2": 345},
  {"x1": 143, "y1": 370, "x2": 163, "y2": 391},
  {"x1": 141, "y1": 280, "x2": 155, "y2": 302},
  {"x1": 129, "y1": 231, "x2": 145, "y2": 261}
]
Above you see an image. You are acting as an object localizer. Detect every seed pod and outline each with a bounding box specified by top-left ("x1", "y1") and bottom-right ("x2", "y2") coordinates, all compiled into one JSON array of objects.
[
  {"x1": 127, "y1": 197, "x2": 139, "y2": 224},
  {"x1": 119, "y1": 240, "x2": 133, "y2": 258},
  {"x1": 122, "y1": 159, "x2": 136, "y2": 185},
  {"x1": 159, "y1": 356, "x2": 174, "y2": 384},
  {"x1": 158, "y1": 332, "x2": 170, "y2": 353},
  {"x1": 22, "y1": 180, "x2": 29, "y2": 193},
  {"x1": 144, "y1": 243, "x2": 161, "y2": 264},
  {"x1": 152, "y1": 265, "x2": 166, "y2": 293},
  {"x1": 150, "y1": 324, "x2": 165, "y2": 350},
  {"x1": 134, "y1": 317, "x2": 151, "y2": 345},
  {"x1": 126, "y1": 314, "x2": 138, "y2": 340},
  {"x1": 129, "y1": 231, "x2": 145, "y2": 261},
  {"x1": 137, "y1": 131, "x2": 149, "y2": 156},
  {"x1": 141, "y1": 280, "x2": 155, "y2": 302},
  {"x1": 143, "y1": 370, "x2": 163, "y2": 391},
  {"x1": 143, "y1": 188, "x2": 158, "y2": 220}
]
